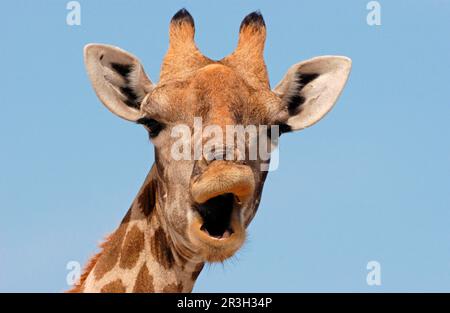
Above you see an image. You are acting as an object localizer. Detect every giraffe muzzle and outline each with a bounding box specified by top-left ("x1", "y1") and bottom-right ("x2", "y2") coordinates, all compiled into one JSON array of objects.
[{"x1": 189, "y1": 161, "x2": 254, "y2": 260}]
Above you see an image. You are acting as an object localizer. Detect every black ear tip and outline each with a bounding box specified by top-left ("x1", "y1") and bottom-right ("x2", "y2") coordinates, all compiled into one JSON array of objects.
[
  {"x1": 240, "y1": 10, "x2": 265, "y2": 30},
  {"x1": 171, "y1": 8, "x2": 194, "y2": 26}
]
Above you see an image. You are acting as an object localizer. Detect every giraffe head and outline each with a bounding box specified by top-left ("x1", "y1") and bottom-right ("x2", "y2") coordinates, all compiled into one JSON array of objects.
[{"x1": 84, "y1": 9, "x2": 351, "y2": 263}]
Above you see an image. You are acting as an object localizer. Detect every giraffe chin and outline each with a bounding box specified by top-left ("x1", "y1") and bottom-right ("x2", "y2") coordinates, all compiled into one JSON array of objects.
[{"x1": 188, "y1": 212, "x2": 246, "y2": 262}]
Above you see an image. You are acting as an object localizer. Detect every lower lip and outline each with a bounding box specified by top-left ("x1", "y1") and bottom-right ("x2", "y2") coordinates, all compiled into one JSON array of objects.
[{"x1": 200, "y1": 227, "x2": 233, "y2": 240}]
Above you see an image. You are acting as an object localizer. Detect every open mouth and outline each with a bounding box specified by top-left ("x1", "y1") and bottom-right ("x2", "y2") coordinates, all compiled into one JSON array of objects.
[
  {"x1": 189, "y1": 161, "x2": 254, "y2": 260},
  {"x1": 195, "y1": 193, "x2": 238, "y2": 240},
  {"x1": 189, "y1": 188, "x2": 248, "y2": 261}
]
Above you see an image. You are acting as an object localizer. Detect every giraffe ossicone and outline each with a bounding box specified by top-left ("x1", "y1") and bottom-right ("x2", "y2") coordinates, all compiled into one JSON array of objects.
[{"x1": 70, "y1": 8, "x2": 351, "y2": 293}]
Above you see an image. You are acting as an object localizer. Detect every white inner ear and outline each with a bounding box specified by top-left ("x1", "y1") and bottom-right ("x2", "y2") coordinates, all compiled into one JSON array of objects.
[
  {"x1": 84, "y1": 44, "x2": 153, "y2": 121},
  {"x1": 274, "y1": 56, "x2": 352, "y2": 130}
]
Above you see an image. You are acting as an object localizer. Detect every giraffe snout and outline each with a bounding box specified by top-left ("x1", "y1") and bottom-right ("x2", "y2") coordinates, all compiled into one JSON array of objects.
[
  {"x1": 190, "y1": 160, "x2": 255, "y2": 204},
  {"x1": 190, "y1": 160, "x2": 254, "y2": 238},
  {"x1": 188, "y1": 161, "x2": 253, "y2": 258}
]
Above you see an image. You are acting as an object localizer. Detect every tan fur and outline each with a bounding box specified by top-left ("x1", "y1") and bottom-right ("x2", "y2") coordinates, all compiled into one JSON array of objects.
[
  {"x1": 160, "y1": 14, "x2": 212, "y2": 83},
  {"x1": 222, "y1": 21, "x2": 269, "y2": 88}
]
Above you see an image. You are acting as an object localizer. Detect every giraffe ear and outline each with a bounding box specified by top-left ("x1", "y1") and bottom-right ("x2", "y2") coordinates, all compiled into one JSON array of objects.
[
  {"x1": 273, "y1": 56, "x2": 351, "y2": 131},
  {"x1": 84, "y1": 44, "x2": 154, "y2": 121}
]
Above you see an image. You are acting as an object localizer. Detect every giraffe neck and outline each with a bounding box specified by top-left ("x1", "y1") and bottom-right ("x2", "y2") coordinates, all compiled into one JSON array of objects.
[{"x1": 70, "y1": 165, "x2": 204, "y2": 293}]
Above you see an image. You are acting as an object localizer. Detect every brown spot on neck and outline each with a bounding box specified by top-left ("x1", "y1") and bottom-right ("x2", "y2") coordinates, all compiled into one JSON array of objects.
[
  {"x1": 191, "y1": 263, "x2": 204, "y2": 281},
  {"x1": 162, "y1": 282, "x2": 183, "y2": 293},
  {"x1": 119, "y1": 225, "x2": 145, "y2": 269},
  {"x1": 133, "y1": 264, "x2": 154, "y2": 293},
  {"x1": 150, "y1": 227, "x2": 175, "y2": 269},
  {"x1": 100, "y1": 279, "x2": 126, "y2": 293},
  {"x1": 137, "y1": 175, "x2": 156, "y2": 218}
]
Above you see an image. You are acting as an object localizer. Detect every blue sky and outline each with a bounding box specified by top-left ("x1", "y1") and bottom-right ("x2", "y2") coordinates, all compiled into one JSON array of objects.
[{"x1": 1, "y1": 0, "x2": 449, "y2": 292}]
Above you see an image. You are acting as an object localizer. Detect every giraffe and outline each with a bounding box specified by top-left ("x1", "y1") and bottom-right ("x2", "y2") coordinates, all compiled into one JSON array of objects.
[{"x1": 69, "y1": 9, "x2": 351, "y2": 293}]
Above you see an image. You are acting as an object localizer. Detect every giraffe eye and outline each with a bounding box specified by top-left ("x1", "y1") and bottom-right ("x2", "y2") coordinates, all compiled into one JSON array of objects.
[{"x1": 136, "y1": 117, "x2": 165, "y2": 138}]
